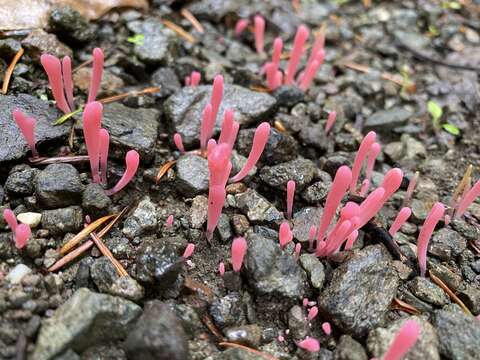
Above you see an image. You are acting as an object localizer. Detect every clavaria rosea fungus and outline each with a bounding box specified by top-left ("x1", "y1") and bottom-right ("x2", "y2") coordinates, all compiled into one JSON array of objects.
[
  {"x1": 296, "y1": 337, "x2": 320, "y2": 352},
  {"x1": 173, "y1": 133, "x2": 185, "y2": 154},
  {"x1": 231, "y1": 237, "x2": 247, "y2": 272},
  {"x1": 185, "y1": 71, "x2": 201, "y2": 87},
  {"x1": 218, "y1": 261, "x2": 225, "y2": 276},
  {"x1": 254, "y1": 15, "x2": 265, "y2": 54},
  {"x1": 3, "y1": 209, "x2": 18, "y2": 232},
  {"x1": 294, "y1": 243, "x2": 301, "y2": 258},
  {"x1": 285, "y1": 25, "x2": 309, "y2": 85},
  {"x1": 298, "y1": 49, "x2": 324, "y2": 91},
  {"x1": 209, "y1": 75, "x2": 224, "y2": 132},
  {"x1": 166, "y1": 214, "x2": 174, "y2": 228},
  {"x1": 182, "y1": 243, "x2": 195, "y2": 259},
  {"x1": 403, "y1": 171, "x2": 419, "y2": 207},
  {"x1": 235, "y1": 19, "x2": 249, "y2": 37},
  {"x1": 14, "y1": 224, "x2": 31, "y2": 249},
  {"x1": 389, "y1": 207, "x2": 412, "y2": 237},
  {"x1": 230, "y1": 122, "x2": 271, "y2": 182},
  {"x1": 286, "y1": 180, "x2": 296, "y2": 219},
  {"x1": 366, "y1": 142, "x2": 381, "y2": 182},
  {"x1": 200, "y1": 104, "x2": 213, "y2": 150},
  {"x1": 83, "y1": 101, "x2": 103, "y2": 183},
  {"x1": 41, "y1": 48, "x2": 104, "y2": 114},
  {"x1": 454, "y1": 177, "x2": 480, "y2": 218},
  {"x1": 12, "y1": 109, "x2": 38, "y2": 158},
  {"x1": 350, "y1": 131, "x2": 377, "y2": 194},
  {"x1": 307, "y1": 306, "x2": 318, "y2": 321},
  {"x1": 308, "y1": 224, "x2": 317, "y2": 251},
  {"x1": 344, "y1": 230, "x2": 359, "y2": 251},
  {"x1": 322, "y1": 322, "x2": 332, "y2": 336},
  {"x1": 382, "y1": 320, "x2": 420, "y2": 360},
  {"x1": 99, "y1": 129, "x2": 110, "y2": 184},
  {"x1": 325, "y1": 111, "x2": 337, "y2": 135},
  {"x1": 417, "y1": 202, "x2": 445, "y2": 277},
  {"x1": 106, "y1": 150, "x2": 140, "y2": 195},
  {"x1": 265, "y1": 37, "x2": 283, "y2": 89},
  {"x1": 279, "y1": 221, "x2": 293, "y2": 248}
]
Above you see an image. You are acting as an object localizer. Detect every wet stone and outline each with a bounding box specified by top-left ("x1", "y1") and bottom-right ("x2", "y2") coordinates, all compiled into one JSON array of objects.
[
  {"x1": 108, "y1": 275, "x2": 144, "y2": 302},
  {"x1": 428, "y1": 262, "x2": 462, "y2": 291},
  {"x1": 367, "y1": 316, "x2": 439, "y2": 360},
  {"x1": 135, "y1": 237, "x2": 183, "y2": 294},
  {"x1": 209, "y1": 292, "x2": 245, "y2": 329},
  {"x1": 432, "y1": 304, "x2": 480, "y2": 359},
  {"x1": 259, "y1": 158, "x2": 316, "y2": 189},
  {"x1": 175, "y1": 155, "x2": 209, "y2": 196},
  {"x1": 4, "y1": 165, "x2": 39, "y2": 196},
  {"x1": 215, "y1": 213, "x2": 232, "y2": 242},
  {"x1": 21, "y1": 29, "x2": 72, "y2": 60},
  {"x1": 457, "y1": 285, "x2": 480, "y2": 315},
  {"x1": 272, "y1": 85, "x2": 305, "y2": 107},
  {"x1": 151, "y1": 67, "x2": 181, "y2": 98},
  {"x1": 364, "y1": 107, "x2": 412, "y2": 132},
  {"x1": 234, "y1": 189, "x2": 283, "y2": 224},
  {"x1": 90, "y1": 258, "x2": 119, "y2": 293},
  {"x1": 243, "y1": 231, "x2": 307, "y2": 300},
  {"x1": 299, "y1": 253, "x2": 326, "y2": 289},
  {"x1": 407, "y1": 277, "x2": 449, "y2": 306},
  {"x1": 41, "y1": 206, "x2": 83, "y2": 236},
  {"x1": 101, "y1": 102, "x2": 160, "y2": 163},
  {"x1": 224, "y1": 325, "x2": 262, "y2": 348},
  {"x1": 48, "y1": 6, "x2": 94, "y2": 43},
  {"x1": 429, "y1": 228, "x2": 467, "y2": 260},
  {"x1": 318, "y1": 245, "x2": 398, "y2": 338},
  {"x1": 288, "y1": 305, "x2": 309, "y2": 339},
  {"x1": 0, "y1": 38, "x2": 21, "y2": 58},
  {"x1": 35, "y1": 163, "x2": 84, "y2": 209},
  {"x1": 333, "y1": 335, "x2": 368, "y2": 360},
  {"x1": 299, "y1": 123, "x2": 329, "y2": 152},
  {"x1": 231, "y1": 214, "x2": 249, "y2": 235},
  {"x1": 187, "y1": 0, "x2": 239, "y2": 22},
  {"x1": 165, "y1": 85, "x2": 276, "y2": 147},
  {"x1": 82, "y1": 183, "x2": 112, "y2": 217},
  {"x1": 122, "y1": 197, "x2": 158, "y2": 239},
  {"x1": 302, "y1": 171, "x2": 332, "y2": 203},
  {"x1": 125, "y1": 300, "x2": 189, "y2": 360},
  {"x1": 293, "y1": 207, "x2": 322, "y2": 243},
  {"x1": 0, "y1": 94, "x2": 68, "y2": 164},
  {"x1": 33, "y1": 288, "x2": 141, "y2": 360},
  {"x1": 189, "y1": 195, "x2": 208, "y2": 229}
]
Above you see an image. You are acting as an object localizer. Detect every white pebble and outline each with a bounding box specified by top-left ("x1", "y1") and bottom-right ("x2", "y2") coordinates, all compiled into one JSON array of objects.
[
  {"x1": 6, "y1": 264, "x2": 32, "y2": 284},
  {"x1": 17, "y1": 212, "x2": 42, "y2": 228}
]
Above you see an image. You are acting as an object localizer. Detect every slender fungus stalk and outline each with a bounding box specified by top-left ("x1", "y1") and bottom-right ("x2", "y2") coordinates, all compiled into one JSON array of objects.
[
  {"x1": 190, "y1": 71, "x2": 201, "y2": 86},
  {"x1": 200, "y1": 104, "x2": 213, "y2": 150},
  {"x1": 87, "y1": 48, "x2": 104, "y2": 103},
  {"x1": 350, "y1": 131, "x2": 376, "y2": 194},
  {"x1": 231, "y1": 237, "x2": 247, "y2": 272},
  {"x1": 455, "y1": 178, "x2": 480, "y2": 218},
  {"x1": 403, "y1": 171, "x2": 419, "y2": 207},
  {"x1": 296, "y1": 337, "x2": 320, "y2": 352},
  {"x1": 218, "y1": 261, "x2": 225, "y2": 276},
  {"x1": 82, "y1": 101, "x2": 103, "y2": 183},
  {"x1": 235, "y1": 19, "x2": 249, "y2": 37},
  {"x1": 271, "y1": 37, "x2": 283, "y2": 73},
  {"x1": 298, "y1": 49, "x2": 324, "y2": 91},
  {"x1": 254, "y1": 15, "x2": 265, "y2": 54},
  {"x1": 173, "y1": 133, "x2": 185, "y2": 153},
  {"x1": 307, "y1": 306, "x2": 318, "y2": 321},
  {"x1": 62, "y1": 56, "x2": 74, "y2": 110},
  {"x1": 366, "y1": 142, "x2": 381, "y2": 181},
  {"x1": 230, "y1": 122, "x2": 270, "y2": 182},
  {"x1": 325, "y1": 111, "x2": 337, "y2": 135},
  {"x1": 40, "y1": 54, "x2": 71, "y2": 114},
  {"x1": 12, "y1": 109, "x2": 38, "y2": 158},
  {"x1": 3, "y1": 209, "x2": 18, "y2": 232},
  {"x1": 182, "y1": 243, "x2": 195, "y2": 259},
  {"x1": 99, "y1": 129, "x2": 110, "y2": 184},
  {"x1": 106, "y1": 150, "x2": 140, "y2": 195},
  {"x1": 379, "y1": 168, "x2": 404, "y2": 202},
  {"x1": 305, "y1": 27, "x2": 326, "y2": 72},
  {"x1": 389, "y1": 207, "x2": 412, "y2": 237},
  {"x1": 166, "y1": 215, "x2": 174, "y2": 228},
  {"x1": 210, "y1": 75, "x2": 224, "y2": 130},
  {"x1": 285, "y1": 25, "x2": 309, "y2": 85},
  {"x1": 294, "y1": 243, "x2": 301, "y2": 258},
  {"x1": 344, "y1": 230, "x2": 359, "y2": 251},
  {"x1": 308, "y1": 225, "x2": 317, "y2": 251},
  {"x1": 279, "y1": 222, "x2": 293, "y2": 248},
  {"x1": 14, "y1": 224, "x2": 31, "y2": 249},
  {"x1": 322, "y1": 322, "x2": 332, "y2": 336},
  {"x1": 286, "y1": 180, "x2": 296, "y2": 219},
  {"x1": 382, "y1": 320, "x2": 421, "y2": 360},
  {"x1": 417, "y1": 202, "x2": 445, "y2": 277}
]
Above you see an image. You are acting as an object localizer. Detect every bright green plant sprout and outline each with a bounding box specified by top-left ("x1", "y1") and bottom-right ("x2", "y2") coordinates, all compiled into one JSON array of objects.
[
  {"x1": 427, "y1": 100, "x2": 443, "y2": 129},
  {"x1": 442, "y1": 123, "x2": 460, "y2": 136},
  {"x1": 127, "y1": 34, "x2": 145, "y2": 46}
]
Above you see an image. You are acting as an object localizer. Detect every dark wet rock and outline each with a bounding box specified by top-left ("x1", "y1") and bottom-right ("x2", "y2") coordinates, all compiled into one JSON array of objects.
[
  {"x1": 333, "y1": 335, "x2": 368, "y2": 360},
  {"x1": 384, "y1": 134, "x2": 426, "y2": 164},
  {"x1": 232, "y1": 214, "x2": 250, "y2": 235},
  {"x1": 260, "y1": 158, "x2": 316, "y2": 189},
  {"x1": 398, "y1": 287, "x2": 434, "y2": 313},
  {"x1": 135, "y1": 237, "x2": 182, "y2": 294},
  {"x1": 322, "y1": 153, "x2": 351, "y2": 177},
  {"x1": 123, "y1": 197, "x2": 158, "y2": 239},
  {"x1": 209, "y1": 292, "x2": 245, "y2": 328},
  {"x1": 82, "y1": 346, "x2": 126, "y2": 359},
  {"x1": 225, "y1": 325, "x2": 262, "y2": 348},
  {"x1": 0, "y1": 38, "x2": 21, "y2": 58},
  {"x1": 364, "y1": 107, "x2": 412, "y2": 133},
  {"x1": 429, "y1": 228, "x2": 467, "y2": 260},
  {"x1": 82, "y1": 183, "x2": 112, "y2": 217},
  {"x1": 234, "y1": 189, "x2": 283, "y2": 224},
  {"x1": 318, "y1": 245, "x2": 398, "y2": 338},
  {"x1": 151, "y1": 67, "x2": 182, "y2": 98},
  {"x1": 292, "y1": 207, "x2": 322, "y2": 243},
  {"x1": 223, "y1": 271, "x2": 242, "y2": 291},
  {"x1": 0, "y1": 185, "x2": 3, "y2": 204},
  {"x1": 302, "y1": 171, "x2": 332, "y2": 203},
  {"x1": 125, "y1": 300, "x2": 189, "y2": 360},
  {"x1": 101, "y1": 103, "x2": 160, "y2": 163},
  {"x1": 0, "y1": 94, "x2": 68, "y2": 164},
  {"x1": 33, "y1": 288, "x2": 141, "y2": 360},
  {"x1": 189, "y1": 195, "x2": 208, "y2": 229},
  {"x1": 458, "y1": 285, "x2": 480, "y2": 315},
  {"x1": 237, "y1": 127, "x2": 298, "y2": 165},
  {"x1": 407, "y1": 277, "x2": 449, "y2": 306},
  {"x1": 175, "y1": 155, "x2": 209, "y2": 196},
  {"x1": 35, "y1": 163, "x2": 83, "y2": 209},
  {"x1": 428, "y1": 262, "x2": 462, "y2": 291},
  {"x1": 299, "y1": 123, "x2": 329, "y2": 151},
  {"x1": 165, "y1": 85, "x2": 276, "y2": 147},
  {"x1": 127, "y1": 18, "x2": 178, "y2": 65},
  {"x1": 288, "y1": 305, "x2": 309, "y2": 339},
  {"x1": 299, "y1": 253, "x2": 325, "y2": 289},
  {"x1": 48, "y1": 6, "x2": 94, "y2": 44},
  {"x1": 243, "y1": 231, "x2": 307, "y2": 299},
  {"x1": 168, "y1": 302, "x2": 204, "y2": 338},
  {"x1": 4, "y1": 164, "x2": 39, "y2": 196},
  {"x1": 90, "y1": 258, "x2": 118, "y2": 293},
  {"x1": 432, "y1": 304, "x2": 480, "y2": 359},
  {"x1": 41, "y1": 206, "x2": 83, "y2": 236},
  {"x1": 367, "y1": 316, "x2": 439, "y2": 360},
  {"x1": 21, "y1": 29, "x2": 72, "y2": 60},
  {"x1": 272, "y1": 86, "x2": 305, "y2": 107},
  {"x1": 216, "y1": 213, "x2": 232, "y2": 242},
  {"x1": 104, "y1": 233, "x2": 135, "y2": 260},
  {"x1": 187, "y1": 0, "x2": 239, "y2": 21}
]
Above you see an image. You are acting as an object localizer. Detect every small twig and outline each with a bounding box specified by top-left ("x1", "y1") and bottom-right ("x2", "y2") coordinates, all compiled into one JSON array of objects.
[
  {"x1": 429, "y1": 272, "x2": 473, "y2": 316},
  {"x1": 202, "y1": 314, "x2": 225, "y2": 340},
  {"x1": 162, "y1": 19, "x2": 196, "y2": 43},
  {"x1": 181, "y1": 8, "x2": 205, "y2": 33},
  {"x1": 2, "y1": 47, "x2": 24, "y2": 95},
  {"x1": 73, "y1": 59, "x2": 93, "y2": 73},
  {"x1": 156, "y1": 160, "x2": 177, "y2": 183},
  {"x1": 90, "y1": 232, "x2": 128, "y2": 276},
  {"x1": 342, "y1": 62, "x2": 413, "y2": 88},
  {"x1": 273, "y1": 120, "x2": 287, "y2": 133},
  {"x1": 28, "y1": 155, "x2": 89, "y2": 166},
  {"x1": 218, "y1": 342, "x2": 279, "y2": 360},
  {"x1": 391, "y1": 297, "x2": 421, "y2": 315},
  {"x1": 470, "y1": 240, "x2": 480, "y2": 255}
]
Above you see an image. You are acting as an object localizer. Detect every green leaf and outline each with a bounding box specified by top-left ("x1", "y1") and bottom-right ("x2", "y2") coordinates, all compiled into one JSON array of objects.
[
  {"x1": 127, "y1": 34, "x2": 145, "y2": 46},
  {"x1": 442, "y1": 123, "x2": 460, "y2": 136},
  {"x1": 427, "y1": 100, "x2": 443, "y2": 122},
  {"x1": 54, "y1": 107, "x2": 83, "y2": 125}
]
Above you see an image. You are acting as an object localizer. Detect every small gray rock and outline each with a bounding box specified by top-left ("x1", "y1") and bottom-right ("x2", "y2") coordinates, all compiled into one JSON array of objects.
[
  {"x1": 210, "y1": 292, "x2": 246, "y2": 329},
  {"x1": 41, "y1": 206, "x2": 83, "y2": 235},
  {"x1": 333, "y1": 335, "x2": 368, "y2": 360},
  {"x1": 292, "y1": 207, "x2": 323, "y2": 244},
  {"x1": 189, "y1": 195, "x2": 208, "y2": 229},
  {"x1": 364, "y1": 107, "x2": 412, "y2": 132},
  {"x1": 429, "y1": 228, "x2": 467, "y2": 260},
  {"x1": 90, "y1": 258, "x2": 119, "y2": 293},
  {"x1": 151, "y1": 67, "x2": 181, "y2": 98},
  {"x1": 224, "y1": 324, "x2": 262, "y2": 348},
  {"x1": 407, "y1": 277, "x2": 449, "y2": 306},
  {"x1": 234, "y1": 189, "x2": 283, "y2": 224},
  {"x1": 299, "y1": 253, "x2": 326, "y2": 289},
  {"x1": 4, "y1": 165, "x2": 39, "y2": 196},
  {"x1": 22, "y1": 29, "x2": 72, "y2": 60},
  {"x1": 260, "y1": 158, "x2": 316, "y2": 189},
  {"x1": 123, "y1": 197, "x2": 158, "y2": 239},
  {"x1": 175, "y1": 155, "x2": 209, "y2": 196},
  {"x1": 302, "y1": 172, "x2": 332, "y2": 203},
  {"x1": 458, "y1": 285, "x2": 480, "y2": 315},
  {"x1": 82, "y1": 183, "x2": 112, "y2": 217},
  {"x1": 109, "y1": 276, "x2": 145, "y2": 302},
  {"x1": 288, "y1": 305, "x2": 309, "y2": 339},
  {"x1": 48, "y1": 6, "x2": 94, "y2": 43}
]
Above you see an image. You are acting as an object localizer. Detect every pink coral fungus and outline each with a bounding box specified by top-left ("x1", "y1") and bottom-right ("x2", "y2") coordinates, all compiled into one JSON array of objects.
[
  {"x1": 285, "y1": 25, "x2": 309, "y2": 85},
  {"x1": 3, "y1": 209, "x2": 17, "y2": 232},
  {"x1": 254, "y1": 15, "x2": 265, "y2": 54},
  {"x1": 382, "y1": 320, "x2": 420, "y2": 360},
  {"x1": 286, "y1": 180, "x2": 296, "y2": 219},
  {"x1": 235, "y1": 19, "x2": 249, "y2": 37},
  {"x1": 231, "y1": 237, "x2": 247, "y2": 272},
  {"x1": 350, "y1": 131, "x2": 376, "y2": 194},
  {"x1": 40, "y1": 54, "x2": 71, "y2": 114},
  {"x1": 296, "y1": 337, "x2": 320, "y2": 352},
  {"x1": 182, "y1": 243, "x2": 195, "y2": 259},
  {"x1": 82, "y1": 101, "x2": 103, "y2": 183},
  {"x1": 173, "y1": 133, "x2": 185, "y2": 154},
  {"x1": 87, "y1": 48, "x2": 104, "y2": 103},
  {"x1": 389, "y1": 207, "x2": 412, "y2": 237},
  {"x1": 279, "y1": 222, "x2": 293, "y2": 248},
  {"x1": 15, "y1": 224, "x2": 31, "y2": 249},
  {"x1": 12, "y1": 109, "x2": 38, "y2": 158},
  {"x1": 417, "y1": 202, "x2": 444, "y2": 277},
  {"x1": 99, "y1": 129, "x2": 110, "y2": 184},
  {"x1": 106, "y1": 150, "x2": 140, "y2": 195}
]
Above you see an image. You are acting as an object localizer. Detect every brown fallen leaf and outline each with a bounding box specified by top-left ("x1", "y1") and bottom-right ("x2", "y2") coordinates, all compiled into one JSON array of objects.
[{"x1": 0, "y1": 0, "x2": 148, "y2": 31}]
